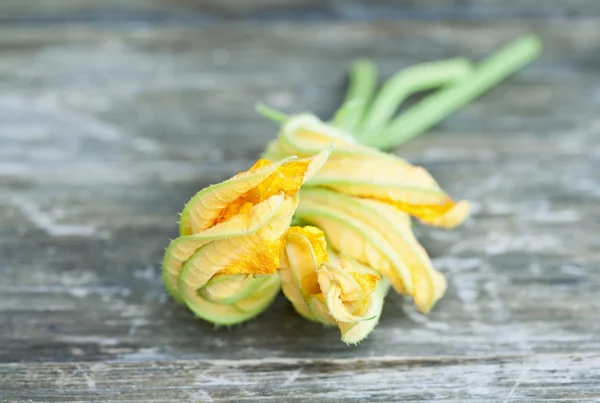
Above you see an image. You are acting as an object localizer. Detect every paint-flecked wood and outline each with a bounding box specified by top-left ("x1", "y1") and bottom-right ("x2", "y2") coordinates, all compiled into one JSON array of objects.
[
  {"x1": 1, "y1": 1, "x2": 600, "y2": 401},
  {"x1": 2, "y1": 354, "x2": 600, "y2": 402},
  {"x1": 0, "y1": 0, "x2": 599, "y2": 23}
]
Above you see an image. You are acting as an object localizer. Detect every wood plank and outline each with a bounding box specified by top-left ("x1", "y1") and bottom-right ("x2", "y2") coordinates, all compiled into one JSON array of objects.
[
  {"x1": 1, "y1": 354, "x2": 599, "y2": 402},
  {"x1": 1, "y1": 15, "x2": 599, "y2": 401},
  {"x1": 0, "y1": 0, "x2": 598, "y2": 24},
  {"x1": 1, "y1": 20, "x2": 599, "y2": 365}
]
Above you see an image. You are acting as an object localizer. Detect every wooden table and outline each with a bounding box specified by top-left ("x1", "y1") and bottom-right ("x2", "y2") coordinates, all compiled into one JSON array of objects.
[{"x1": 1, "y1": 1, "x2": 599, "y2": 401}]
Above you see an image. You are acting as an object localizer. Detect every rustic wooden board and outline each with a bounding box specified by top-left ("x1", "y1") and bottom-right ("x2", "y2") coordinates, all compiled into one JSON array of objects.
[
  {"x1": 1, "y1": 0, "x2": 599, "y2": 23},
  {"x1": 1, "y1": 1, "x2": 600, "y2": 400},
  {"x1": 2, "y1": 354, "x2": 600, "y2": 402}
]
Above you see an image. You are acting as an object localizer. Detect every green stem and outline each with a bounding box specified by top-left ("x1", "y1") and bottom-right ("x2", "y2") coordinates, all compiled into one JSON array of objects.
[
  {"x1": 335, "y1": 60, "x2": 377, "y2": 133},
  {"x1": 355, "y1": 58, "x2": 473, "y2": 140},
  {"x1": 255, "y1": 103, "x2": 289, "y2": 124},
  {"x1": 368, "y1": 35, "x2": 542, "y2": 150}
]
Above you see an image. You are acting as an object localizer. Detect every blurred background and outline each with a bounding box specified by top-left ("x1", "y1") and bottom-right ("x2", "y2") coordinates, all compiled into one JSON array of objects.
[{"x1": 1, "y1": 1, "x2": 600, "y2": 401}]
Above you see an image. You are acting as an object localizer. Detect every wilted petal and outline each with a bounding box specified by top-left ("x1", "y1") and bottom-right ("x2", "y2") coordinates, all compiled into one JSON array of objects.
[
  {"x1": 264, "y1": 114, "x2": 470, "y2": 228},
  {"x1": 318, "y1": 255, "x2": 389, "y2": 344},
  {"x1": 162, "y1": 149, "x2": 331, "y2": 324},
  {"x1": 279, "y1": 225, "x2": 331, "y2": 323},
  {"x1": 179, "y1": 158, "x2": 289, "y2": 236},
  {"x1": 297, "y1": 187, "x2": 447, "y2": 313},
  {"x1": 355, "y1": 198, "x2": 447, "y2": 312},
  {"x1": 296, "y1": 188, "x2": 413, "y2": 295},
  {"x1": 309, "y1": 157, "x2": 469, "y2": 227},
  {"x1": 180, "y1": 149, "x2": 330, "y2": 236},
  {"x1": 264, "y1": 114, "x2": 393, "y2": 161},
  {"x1": 279, "y1": 226, "x2": 388, "y2": 342},
  {"x1": 163, "y1": 193, "x2": 285, "y2": 301},
  {"x1": 423, "y1": 199, "x2": 471, "y2": 229}
]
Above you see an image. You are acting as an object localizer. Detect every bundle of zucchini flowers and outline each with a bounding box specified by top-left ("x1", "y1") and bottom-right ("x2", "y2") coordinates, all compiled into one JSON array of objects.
[{"x1": 162, "y1": 36, "x2": 540, "y2": 344}]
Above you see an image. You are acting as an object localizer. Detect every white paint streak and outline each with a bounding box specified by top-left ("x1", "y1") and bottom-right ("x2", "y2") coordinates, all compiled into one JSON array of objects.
[
  {"x1": 480, "y1": 261, "x2": 511, "y2": 323},
  {"x1": 0, "y1": 93, "x2": 160, "y2": 155},
  {"x1": 57, "y1": 106, "x2": 160, "y2": 154},
  {"x1": 196, "y1": 373, "x2": 238, "y2": 386},
  {"x1": 128, "y1": 318, "x2": 149, "y2": 337},
  {"x1": 484, "y1": 234, "x2": 564, "y2": 256},
  {"x1": 503, "y1": 363, "x2": 529, "y2": 403},
  {"x1": 434, "y1": 257, "x2": 483, "y2": 319},
  {"x1": 134, "y1": 265, "x2": 159, "y2": 281},
  {"x1": 465, "y1": 173, "x2": 506, "y2": 199},
  {"x1": 401, "y1": 305, "x2": 450, "y2": 331},
  {"x1": 117, "y1": 347, "x2": 173, "y2": 362},
  {"x1": 2, "y1": 285, "x2": 131, "y2": 299},
  {"x1": 530, "y1": 208, "x2": 582, "y2": 224},
  {"x1": 83, "y1": 372, "x2": 97, "y2": 390},
  {"x1": 282, "y1": 368, "x2": 302, "y2": 386},
  {"x1": 190, "y1": 390, "x2": 214, "y2": 402},
  {"x1": 200, "y1": 354, "x2": 517, "y2": 368},
  {"x1": 529, "y1": 260, "x2": 542, "y2": 276},
  {"x1": 485, "y1": 201, "x2": 514, "y2": 215},
  {"x1": 265, "y1": 91, "x2": 295, "y2": 109},
  {"x1": 12, "y1": 198, "x2": 101, "y2": 238},
  {"x1": 560, "y1": 264, "x2": 585, "y2": 277},
  {"x1": 59, "y1": 336, "x2": 120, "y2": 346}
]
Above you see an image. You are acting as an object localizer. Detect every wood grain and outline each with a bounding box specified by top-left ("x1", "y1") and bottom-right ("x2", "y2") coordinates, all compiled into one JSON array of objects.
[
  {"x1": 0, "y1": 0, "x2": 599, "y2": 24},
  {"x1": 1, "y1": 1, "x2": 600, "y2": 401},
  {"x1": 1, "y1": 354, "x2": 599, "y2": 402}
]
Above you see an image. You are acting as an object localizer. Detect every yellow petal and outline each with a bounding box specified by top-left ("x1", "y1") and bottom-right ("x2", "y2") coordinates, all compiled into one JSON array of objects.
[
  {"x1": 179, "y1": 157, "x2": 290, "y2": 235},
  {"x1": 297, "y1": 188, "x2": 413, "y2": 295},
  {"x1": 310, "y1": 157, "x2": 442, "y2": 202},
  {"x1": 338, "y1": 278, "x2": 390, "y2": 345},
  {"x1": 319, "y1": 257, "x2": 379, "y2": 323},
  {"x1": 261, "y1": 114, "x2": 469, "y2": 227},
  {"x1": 175, "y1": 194, "x2": 295, "y2": 323},
  {"x1": 355, "y1": 198, "x2": 446, "y2": 313},
  {"x1": 179, "y1": 148, "x2": 330, "y2": 236},
  {"x1": 307, "y1": 294, "x2": 337, "y2": 325},
  {"x1": 162, "y1": 193, "x2": 285, "y2": 301},
  {"x1": 318, "y1": 255, "x2": 389, "y2": 343},
  {"x1": 178, "y1": 195, "x2": 296, "y2": 296},
  {"x1": 307, "y1": 156, "x2": 469, "y2": 227},
  {"x1": 262, "y1": 138, "x2": 288, "y2": 161},
  {"x1": 423, "y1": 199, "x2": 471, "y2": 228},
  {"x1": 278, "y1": 226, "x2": 331, "y2": 323},
  {"x1": 279, "y1": 225, "x2": 388, "y2": 342},
  {"x1": 298, "y1": 188, "x2": 448, "y2": 312},
  {"x1": 325, "y1": 286, "x2": 365, "y2": 323},
  {"x1": 264, "y1": 114, "x2": 398, "y2": 161}
]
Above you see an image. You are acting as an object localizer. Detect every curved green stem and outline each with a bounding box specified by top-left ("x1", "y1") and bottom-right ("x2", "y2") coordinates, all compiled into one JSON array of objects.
[
  {"x1": 368, "y1": 35, "x2": 542, "y2": 150},
  {"x1": 355, "y1": 58, "x2": 472, "y2": 140},
  {"x1": 256, "y1": 103, "x2": 289, "y2": 124},
  {"x1": 335, "y1": 60, "x2": 377, "y2": 132}
]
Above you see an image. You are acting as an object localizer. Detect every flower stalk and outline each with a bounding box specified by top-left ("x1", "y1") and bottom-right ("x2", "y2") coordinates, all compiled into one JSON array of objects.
[
  {"x1": 259, "y1": 35, "x2": 542, "y2": 151},
  {"x1": 368, "y1": 35, "x2": 542, "y2": 149}
]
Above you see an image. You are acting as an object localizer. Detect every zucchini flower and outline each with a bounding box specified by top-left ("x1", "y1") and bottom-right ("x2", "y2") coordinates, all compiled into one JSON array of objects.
[
  {"x1": 263, "y1": 115, "x2": 468, "y2": 313},
  {"x1": 279, "y1": 226, "x2": 389, "y2": 344},
  {"x1": 162, "y1": 149, "x2": 330, "y2": 325}
]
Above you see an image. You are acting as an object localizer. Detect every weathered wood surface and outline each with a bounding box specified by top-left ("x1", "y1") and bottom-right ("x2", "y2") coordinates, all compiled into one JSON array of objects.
[
  {"x1": 0, "y1": 0, "x2": 599, "y2": 23},
  {"x1": 2, "y1": 354, "x2": 600, "y2": 402},
  {"x1": 1, "y1": 1, "x2": 600, "y2": 401}
]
